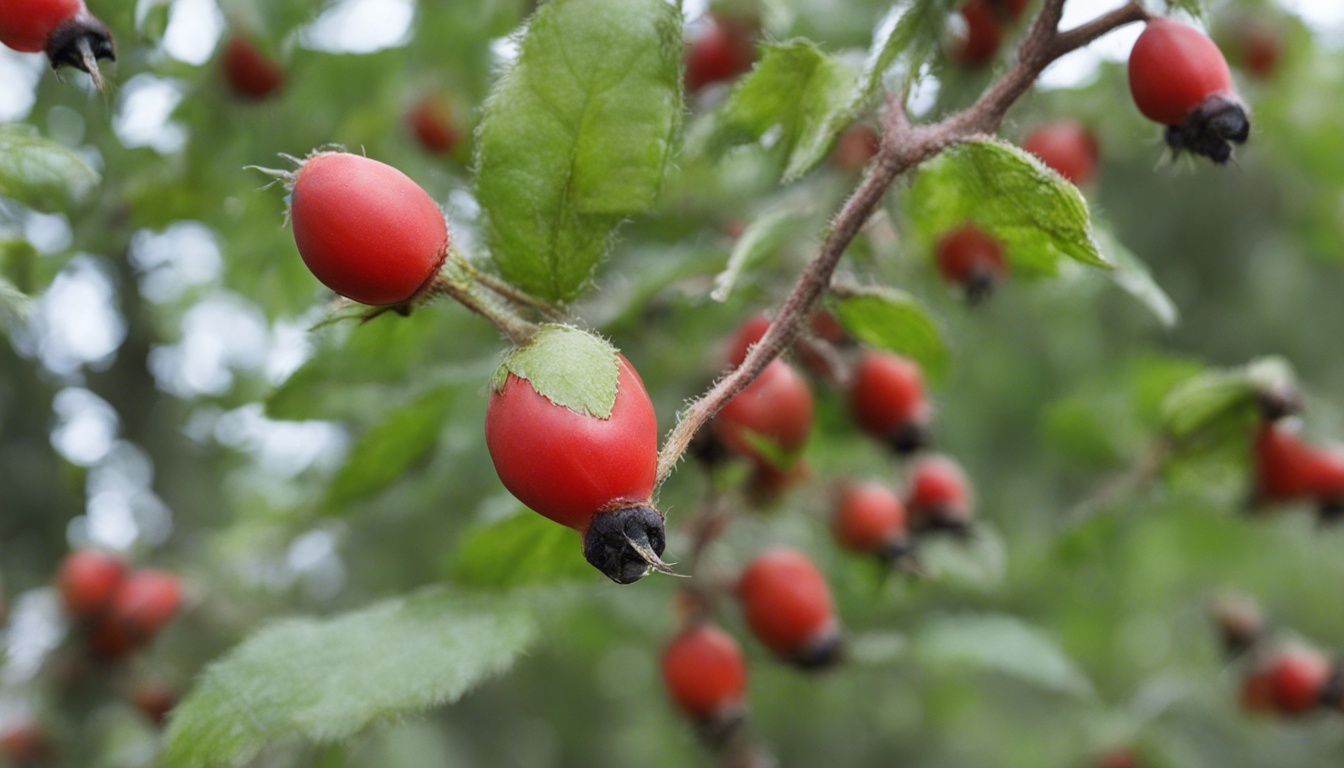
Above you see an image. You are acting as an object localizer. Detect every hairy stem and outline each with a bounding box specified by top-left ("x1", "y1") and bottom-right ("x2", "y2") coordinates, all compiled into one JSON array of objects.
[{"x1": 654, "y1": 0, "x2": 1150, "y2": 485}]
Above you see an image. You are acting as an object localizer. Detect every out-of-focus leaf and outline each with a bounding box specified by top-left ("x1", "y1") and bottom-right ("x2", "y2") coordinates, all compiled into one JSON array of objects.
[
  {"x1": 0, "y1": 275, "x2": 29, "y2": 334},
  {"x1": 475, "y1": 0, "x2": 683, "y2": 301},
  {"x1": 0, "y1": 125, "x2": 99, "y2": 208},
  {"x1": 494, "y1": 325, "x2": 619, "y2": 418},
  {"x1": 161, "y1": 589, "x2": 538, "y2": 768},
  {"x1": 323, "y1": 386, "x2": 457, "y2": 509},
  {"x1": 1160, "y1": 357, "x2": 1296, "y2": 441},
  {"x1": 705, "y1": 40, "x2": 860, "y2": 182},
  {"x1": 860, "y1": 0, "x2": 955, "y2": 97},
  {"x1": 451, "y1": 508, "x2": 592, "y2": 587},
  {"x1": 1094, "y1": 225, "x2": 1178, "y2": 328},
  {"x1": 913, "y1": 613, "x2": 1095, "y2": 698},
  {"x1": 904, "y1": 139, "x2": 1108, "y2": 276},
  {"x1": 711, "y1": 203, "x2": 814, "y2": 301},
  {"x1": 833, "y1": 287, "x2": 947, "y2": 382}
]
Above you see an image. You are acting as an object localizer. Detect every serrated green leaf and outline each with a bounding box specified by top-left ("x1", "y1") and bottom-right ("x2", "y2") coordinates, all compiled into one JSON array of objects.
[
  {"x1": 913, "y1": 613, "x2": 1095, "y2": 698},
  {"x1": 706, "y1": 40, "x2": 861, "y2": 182},
  {"x1": 834, "y1": 287, "x2": 947, "y2": 382},
  {"x1": 451, "y1": 508, "x2": 592, "y2": 587},
  {"x1": 1094, "y1": 224, "x2": 1178, "y2": 327},
  {"x1": 475, "y1": 0, "x2": 683, "y2": 301},
  {"x1": 323, "y1": 386, "x2": 457, "y2": 509},
  {"x1": 161, "y1": 589, "x2": 538, "y2": 768},
  {"x1": 711, "y1": 203, "x2": 813, "y2": 301},
  {"x1": 860, "y1": 0, "x2": 955, "y2": 99},
  {"x1": 494, "y1": 325, "x2": 619, "y2": 418},
  {"x1": 0, "y1": 125, "x2": 99, "y2": 208},
  {"x1": 904, "y1": 139, "x2": 1108, "y2": 276},
  {"x1": 1160, "y1": 357, "x2": 1296, "y2": 440}
]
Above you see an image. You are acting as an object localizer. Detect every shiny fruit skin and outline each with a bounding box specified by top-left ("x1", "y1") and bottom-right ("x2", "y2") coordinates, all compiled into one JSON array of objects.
[
  {"x1": 935, "y1": 223, "x2": 1007, "y2": 298},
  {"x1": 713, "y1": 360, "x2": 813, "y2": 464},
  {"x1": 1023, "y1": 121, "x2": 1099, "y2": 186},
  {"x1": 662, "y1": 624, "x2": 747, "y2": 720},
  {"x1": 833, "y1": 481, "x2": 907, "y2": 554},
  {"x1": 952, "y1": 0, "x2": 1004, "y2": 68},
  {"x1": 737, "y1": 548, "x2": 838, "y2": 661},
  {"x1": 407, "y1": 94, "x2": 462, "y2": 155},
  {"x1": 222, "y1": 35, "x2": 284, "y2": 100},
  {"x1": 848, "y1": 351, "x2": 928, "y2": 440},
  {"x1": 485, "y1": 355, "x2": 657, "y2": 532},
  {"x1": 908, "y1": 455, "x2": 973, "y2": 527},
  {"x1": 289, "y1": 152, "x2": 449, "y2": 306},
  {"x1": 0, "y1": 0, "x2": 81, "y2": 52},
  {"x1": 110, "y1": 569, "x2": 182, "y2": 644},
  {"x1": 1128, "y1": 19, "x2": 1234, "y2": 125},
  {"x1": 1262, "y1": 646, "x2": 1332, "y2": 714},
  {"x1": 684, "y1": 15, "x2": 755, "y2": 92},
  {"x1": 55, "y1": 549, "x2": 126, "y2": 621}
]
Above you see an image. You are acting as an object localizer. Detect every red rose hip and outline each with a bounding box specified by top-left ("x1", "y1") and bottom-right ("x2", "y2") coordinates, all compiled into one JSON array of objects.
[
  {"x1": 0, "y1": 0, "x2": 115, "y2": 90},
  {"x1": 1128, "y1": 18, "x2": 1248, "y2": 163},
  {"x1": 847, "y1": 351, "x2": 930, "y2": 453},
  {"x1": 661, "y1": 624, "x2": 747, "y2": 721},
  {"x1": 833, "y1": 481, "x2": 910, "y2": 559},
  {"x1": 712, "y1": 360, "x2": 814, "y2": 467},
  {"x1": 55, "y1": 549, "x2": 126, "y2": 622},
  {"x1": 485, "y1": 333, "x2": 667, "y2": 583},
  {"x1": 684, "y1": 14, "x2": 755, "y2": 92},
  {"x1": 407, "y1": 92, "x2": 463, "y2": 155},
  {"x1": 222, "y1": 35, "x2": 285, "y2": 100},
  {"x1": 907, "y1": 455, "x2": 974, "y2": 535},
  {"x1": 110, "y1": 569, "x2": 183, "y2": 645},
  {"x1": 288, "y1": 151, "x2": 449, "y2": 306},
  {"x1": 1023, "y1": 121, "x2": 1099, "y2": 186},
  {"x1": 935, "y1": 223, "x2": 1007, "y2": 303},
  {"x1": 737, "y1": 548, "x2": 841, "y2": 668}
]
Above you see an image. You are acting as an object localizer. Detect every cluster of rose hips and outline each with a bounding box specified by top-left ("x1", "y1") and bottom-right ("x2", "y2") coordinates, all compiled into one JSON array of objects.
[
  {"x1": 1210, "y1": 595, "x2": 1344, "y2": 719},
  {"x1": 55, "y1": 549, "x2": 183, "y2": 663}
]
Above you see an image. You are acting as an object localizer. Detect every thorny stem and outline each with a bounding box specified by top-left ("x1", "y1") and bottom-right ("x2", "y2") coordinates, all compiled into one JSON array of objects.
[
  {"x1": 453, "y1": 254, "x2": 569, "y2": 322},
  {"x1": 1063, "y1": 438, "x2": 1171, "y2": 525},
  {"x1": 431, "y1": 259, "x2": 540, "y2": 346},
  {"x1": 654, "y1": 1, "x2": 1151, "y2": 485}
]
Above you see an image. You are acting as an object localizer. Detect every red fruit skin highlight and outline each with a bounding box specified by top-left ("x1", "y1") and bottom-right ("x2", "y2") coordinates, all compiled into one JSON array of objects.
[
  {"x1": 0, "y1": 0, "x2": 81, "y2": 52},
  {"x1": 661, "y1": 624, "x2": 747, "y2": 720},
  {"x1": 1128, "y1": 19, "x2": 1234, "y2": 126},
  {"x1": 289, "y1": 152, "x2": 449, "y2": 306},
  {"x1": 848, "y1": 351, "x2": 928, "y2": 441},
  {"x1": 737, "y1": 548, "x2": 839, "y2": 666},
  {"x1": 833, "y1": 481, "x2": 908, "y2": 554},
  {"x1": 485, "y1": 355, "x2": 657, "y2": 533}
]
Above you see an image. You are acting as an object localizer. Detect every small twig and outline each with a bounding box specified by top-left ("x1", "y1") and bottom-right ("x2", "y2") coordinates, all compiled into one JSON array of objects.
[
  {"x1": 429, "y1": 266, "x2": 540, "y2": 346},
  {"x1": 452, "y1": 253, "x2": 569, "y2": 321},
  {"x1": 654, "y1": 1, "x2": 1152, "y2": 485},
  {"x1": 1064, "y1": 439, "x2": 1172, "y2": 525}
]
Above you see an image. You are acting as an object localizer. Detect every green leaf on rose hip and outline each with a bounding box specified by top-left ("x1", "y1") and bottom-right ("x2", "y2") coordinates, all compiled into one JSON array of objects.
[
  {"x1": 834, "y1": 287, "x2": 948, "y2": 382},
  {"x1": 475, "y1": 0, "x2": 683, "y2": 302},
  {"x1": 1160, "y1": 357, "x2": 1298, "y2": 441},
  {"x1": 493, "y1": 325, "x2": 620, "y2": 419},
  {"x1": 161, "y1": 589, "x2": 538, "y2": 768},
  {"x1": 903, "y1": 139, "x2": 1109, "y2": 275}
]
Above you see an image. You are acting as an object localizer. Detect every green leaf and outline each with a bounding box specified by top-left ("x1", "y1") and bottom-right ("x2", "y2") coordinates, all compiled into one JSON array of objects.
[
  {"x1": 913, "y1": 613, "x2": 1095, "y2": 698},
  {"x1": 323, "y1": 386, "x2": 457, "y2": 509},
  {"x1": 0, "y1": 275, "x2": 30, "y2": 333},
  {"x1": 1094, "y1": 225, "x2": 1178, "y2": 328},
  {"x1": 859, "y1": 0, "x2": 956, "y2": 99},
  {"x1": 475, "y1": 0, "x2": 683, "y2": 301},
  {"x1": 706, "y1": 40, "x2": 861, "y2": 182},
  {"x1": 833, "y1": 287, "x2": 948, "y2": 382},
  {"x1": 903, "y1": 139, "x2": 1109, "y2": 276},
  {"x1": 451, "y1": 508, "x2": 592, "y2": 587},
  {"x1": 1160, "y1": 357, "x2": 1297, "y2": 441},
  {"x1": 0, "y1": 125, "x2": 99, "y2": 208},
  {"x1": 161, "y1": 589, "x2": 538, "y2": 768},
  {"x1": 493, "y1": 325, "x2": 620, "y2": 419},
  {"x1": 711, "y1": 203, "x2": 814, "y2": 301}
]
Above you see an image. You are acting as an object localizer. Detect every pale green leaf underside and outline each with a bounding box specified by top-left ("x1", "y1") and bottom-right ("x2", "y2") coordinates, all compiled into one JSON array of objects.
[
  {"x1": 834, "y1": 288, "x2": 948, "y2": 382},
  {"x1": 476, "y1": 0, "x2": 683, "y2": 301},
  {"x1": 904, "y1": 139, "x2": 1109, "y2": 276},
  {"x1": 1093, "y1": 224, "x2": 1179, "y2": 328},
  {"x1": 707, "y1": 40, "x2": 860, "y2": 182},
  {"x1": 161, "y1": 589, "x2": 538, "y2": 768},
  {"x1": 711, "y1": 203, "x2": 812, "y2": 301},
  {"x1": 495, "y1": 325, "x2": 620, "y2": 418},
  {"x1": 914, "y1": 613, "x2": 1095, "y2": 698},
  {"x1": 1161, "y1": 357, "x2": 1296, "y2": 440},
  {"x1": 0, "y1": 124, "x2": 99, "y2": 207}
]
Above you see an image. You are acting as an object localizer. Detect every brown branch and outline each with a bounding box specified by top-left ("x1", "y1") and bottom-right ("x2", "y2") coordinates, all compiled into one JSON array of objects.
[{"x1": 654, "y1": 1, "x2": 1152, "y2": 486}]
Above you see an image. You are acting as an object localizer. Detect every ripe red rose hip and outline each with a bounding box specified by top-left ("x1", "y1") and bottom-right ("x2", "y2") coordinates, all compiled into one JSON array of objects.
[
  {"x1": 907, "y1": 455, "x2": 974, "y2": 535},
  {"x1": 737, "y1": 548, "x2": 841, "y2": 669},
  {"x1": 847, "y1": 351, "x2": 930, "y2": 454},
  {"x1": 110, "y1": 569, "x2": 183, "y2": 645},
  {"x1": 1023, "y1": 121, "x2": 1099, "y2": 186},
  {"x1": 407, "y1": 92, "x2": 463, "y2": 155},
  {"x1": 684, "y1": 14, "x2": 755, "y2": 93},
  {"x1": 935, "y1": 223, "x2": 1007, "y2": 303},
  {"x1": 833, "y1": 481, "x2": 910, "y2": 560},
  {"x1": 724, "y1": 314, "x2": 770, "y2": 368},
  {"x1": 0, "y1": 0, "x2": 115, "y2": 90},
  {"x1": 1128, "y1": 18, "x2": 1249, "y2": 163},
  {"x1": 55, "y1": 548, "x2": 127, "y2": 622},
  {"x1": 486, "y1": 338, "x2": 667, "y2": 584},
  {"x1": 286, "y1": 151, "x2": 449, "y2": 306},
  {"x1": 713, "y1": 360, "x2": 814, "y2": 466},
  {"x1": 1252, "y1": 422, "x2": 1344, "y2": 506},
  {"x1": 1245, "y1": 645, "x2": 1332, "y2": 715},
  {"x1": 222, "y1": 35, "x2": 284, "y2": 100},
  {"x1": 661, "y1": 624, "x2": 747, "y2": 721},
  {"x1": 832, "y1": 123, "x2": 880, "y2": 171},
  {"x1": 951, "y1": 0, "x2": 1004, "y2": 68}
]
